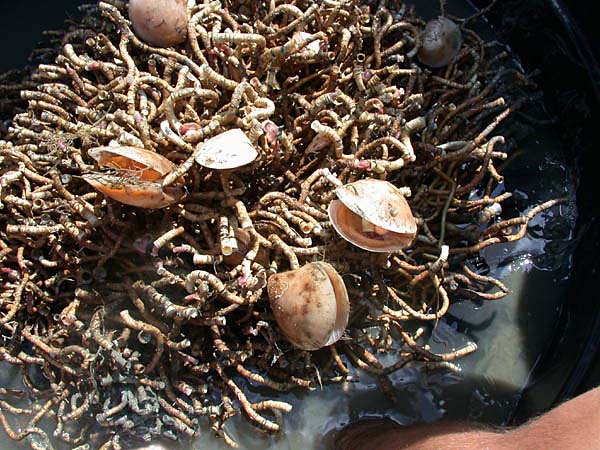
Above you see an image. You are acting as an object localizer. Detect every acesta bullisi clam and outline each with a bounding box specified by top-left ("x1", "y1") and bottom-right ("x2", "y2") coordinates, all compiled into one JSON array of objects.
[
  {"x1": 328, "y1": 179, "x2": 417, "y2": 252},
  {"x1": 417, "y1": 17, "x2": 462, "y2": 68},
  {"x1": 128, "y1": 0, "x2": 188, "y2": 47},
  {"x1": 267, "y1": 262, "x2": 349, "y2": 351},
  {"x1": 194, "y1": 128, "x2": 258, "y2": 170},
  {"x1": 82, "y1": 145, "x2": 185, "y2": 208}
]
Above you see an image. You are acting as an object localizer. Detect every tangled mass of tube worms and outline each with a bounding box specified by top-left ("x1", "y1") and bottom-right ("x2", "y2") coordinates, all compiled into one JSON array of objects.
[{"x1": 0, "y1": 0, "x2": 566, "y2": 448}]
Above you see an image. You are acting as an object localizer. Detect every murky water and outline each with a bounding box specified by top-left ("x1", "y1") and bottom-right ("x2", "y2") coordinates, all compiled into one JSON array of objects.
[{"x1": 0, "y1": 1, "x2": 579, "y2": 449}]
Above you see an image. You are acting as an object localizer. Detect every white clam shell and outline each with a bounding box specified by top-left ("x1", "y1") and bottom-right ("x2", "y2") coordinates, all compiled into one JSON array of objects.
[
  {"x1": 334, "y1": 179, "x2": 417, "y2": 235},
  {"x1": 329, "y1": 179, "x2": 417, "y2": 252},
  {"x1": 267, "y1": 262, "x2": 349, "y2": 351},
  {"x1": 194, "y1": 129, "x2": 258, "y2": 170}
]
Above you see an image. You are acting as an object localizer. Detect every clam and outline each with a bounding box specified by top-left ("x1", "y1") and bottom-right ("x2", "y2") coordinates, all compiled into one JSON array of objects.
[
  {"x1": 417, "y1": 17, "x2": 462, "y2": 68},
  {"x1": 267, "y1": 262, "x2": 349, "y2": 351},
  {"x1": 194, "y1": 129, "x2": 258, "y2": 170},
  {"x1": 82, "y1": 146, "x2": 185, "y2": 208},
  {"x1": 328, "y1": 179, "x2": 417, "y2": 252},
  {"x1": 128, "y1": 0, "x2": 188, "y2": 47}
]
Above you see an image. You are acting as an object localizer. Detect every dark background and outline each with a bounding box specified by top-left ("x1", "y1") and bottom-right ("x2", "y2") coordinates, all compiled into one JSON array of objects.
[
  {"x1": 0, "y1": 0, "x2": 83, "y2": 71},
  {"x1": 1, "y1": 0, "x2": 599, "y2": 422}
]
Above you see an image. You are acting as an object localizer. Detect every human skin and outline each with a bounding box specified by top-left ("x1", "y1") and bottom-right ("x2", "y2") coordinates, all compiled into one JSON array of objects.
[{"x1": 335, "y1": 385, "x2": 600, "y2": 450}]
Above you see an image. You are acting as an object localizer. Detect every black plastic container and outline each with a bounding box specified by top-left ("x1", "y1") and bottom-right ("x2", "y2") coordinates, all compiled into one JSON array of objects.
[
  {"x1": 1, "y1": 0, "x2": 598, "y2": 444},
  {"x1": 466, "y1": 0, "x2": 600, "y2": 423}
]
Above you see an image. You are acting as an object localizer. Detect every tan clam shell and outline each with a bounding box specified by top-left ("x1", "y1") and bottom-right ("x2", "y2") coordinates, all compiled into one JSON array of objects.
[
  {"x1": 329, "y1": 179, "x2": 417, "y2": 252},
  {"x1": 417, "y1": 17, "x2": 462, "y2": 68},
  {"x1": 194, "y1": 129, "x2": 258, "y2": 170},
  {"x1": 267, "y1": 262, "x2": 349, "y2": 351},
  {"x1": 128, "y1": 0, "x2": 188, "y2": 47},
  {"x1": 84, "y1": 146, "x2": 184, "y2": 208}
]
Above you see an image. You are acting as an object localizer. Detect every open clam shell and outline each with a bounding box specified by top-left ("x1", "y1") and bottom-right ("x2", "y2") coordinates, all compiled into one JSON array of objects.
[
  {"x1": 194, "y1": 129, "x2": 258, "y2": 170},
  {"x1": 84, "y1": 146, "x2": 184, "y2": 208},
  {"x1": 329, "y1": 179, "x2": 417, "y2": 252},
  {"x1": 82, "y1": 174, "x2": 184, "y2": 209},
  {"x1": 267, "y1": 262, "x2": 349, "y2": 351},
  {"x1": 88, "y1": 146, "x2": 175, "y2": 179}
]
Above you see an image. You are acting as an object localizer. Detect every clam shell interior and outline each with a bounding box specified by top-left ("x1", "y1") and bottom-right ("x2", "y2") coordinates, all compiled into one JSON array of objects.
[
  {"x1": 82, "y1": 174, "x2": 184, "y2": 209},
  {"x1": 85, "y1": 146, "x2": 183, "y2": 208},
  {"x1": 88, "y1": 146, "x2": 175, "y2": 180}
]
